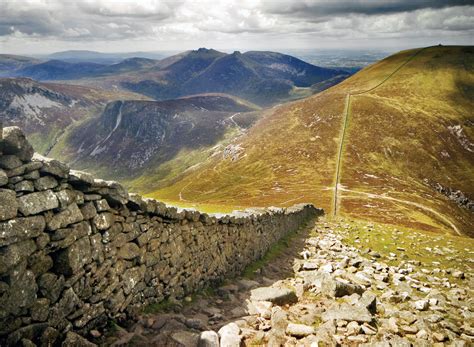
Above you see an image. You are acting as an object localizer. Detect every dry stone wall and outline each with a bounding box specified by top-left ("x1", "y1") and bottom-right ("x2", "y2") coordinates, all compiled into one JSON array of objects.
[{"x1": 0, "y1": 125, "x2": 321, "y2": 345}]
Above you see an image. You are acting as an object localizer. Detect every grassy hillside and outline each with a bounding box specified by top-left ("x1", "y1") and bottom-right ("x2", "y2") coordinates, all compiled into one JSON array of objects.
[{"x1": 150, "y1": 46, "x2": 474, "y2": 236}]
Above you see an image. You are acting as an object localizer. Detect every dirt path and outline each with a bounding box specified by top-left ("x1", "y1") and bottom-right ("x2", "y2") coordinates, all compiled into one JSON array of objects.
[{"x1": 340, "y1": 187, "x2": 462, "y2": 236}]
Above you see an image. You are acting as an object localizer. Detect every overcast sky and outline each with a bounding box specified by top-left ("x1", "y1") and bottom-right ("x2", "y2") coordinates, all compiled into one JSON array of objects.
[{"x1": 1, "y1": 0, "x2": 473, "y2": 55}]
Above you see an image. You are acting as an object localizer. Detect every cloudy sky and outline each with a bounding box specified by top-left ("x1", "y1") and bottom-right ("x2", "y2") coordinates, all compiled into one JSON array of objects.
[{"x1": 1, "y1": 0, "x2": 473, "y2": 54}]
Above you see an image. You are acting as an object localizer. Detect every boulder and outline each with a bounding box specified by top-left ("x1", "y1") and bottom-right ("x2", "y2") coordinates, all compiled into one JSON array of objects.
[
  {"x1": 170, "y1": 331, "x2": 200, "y2": 347},
  {"x1": 218, "y1": 323, "x2": 241, "y2": 347},
  {"x1": 0, "y1": 189, "x2": 18, "y2": 221},
  {"x1": 2, "y1": 127, "x2": 34, "y2": 161},
  {"x1": 17, "y1": 190, "x2": 59, "y2": 216},
  {"x1": 250, "y1": 287, "x2": 298, "y2": 305}
]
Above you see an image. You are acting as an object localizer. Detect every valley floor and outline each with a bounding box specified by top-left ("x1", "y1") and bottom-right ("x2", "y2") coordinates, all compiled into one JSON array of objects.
[{"x1": 100, "y1": 217, "x2": 473, "y2": 346}]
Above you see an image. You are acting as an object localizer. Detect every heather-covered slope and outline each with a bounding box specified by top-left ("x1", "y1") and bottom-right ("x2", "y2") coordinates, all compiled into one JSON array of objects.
[{"x1": 152, "y1": 46, "x2": 474, "y2": 236}]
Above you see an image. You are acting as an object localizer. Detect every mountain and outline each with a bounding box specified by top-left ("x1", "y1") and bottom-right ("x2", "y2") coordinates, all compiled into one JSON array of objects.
[
  {"x1": 13, "y1": 60, "x2": 108, "y2": 80},
  {"x1": 123, "y1": 48, "x2": 350, "y2": 106},
  {"x1": 50, "y1": 94, "x2": 261, "y2": 190},
  {"x1": 0, "y1": 54, "x2": 41, "y2": 76},
  {"x1": 0, "y1": 77, "x2": 148, "y2": 154},
  {"x1": 40, "y1": 50, "x2": 167, "y2": 64},
  {"x1": 150, "y1": 46, "x2": 474, "y2": 236}
]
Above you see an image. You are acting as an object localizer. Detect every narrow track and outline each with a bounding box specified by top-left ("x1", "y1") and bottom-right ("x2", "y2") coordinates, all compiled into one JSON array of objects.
[
  {"x1": 340, "y1": 188, "x2": 462, "y2": 236},
  {"x1": 332, "y1": 47, "x2": 428, "y2": 217}
]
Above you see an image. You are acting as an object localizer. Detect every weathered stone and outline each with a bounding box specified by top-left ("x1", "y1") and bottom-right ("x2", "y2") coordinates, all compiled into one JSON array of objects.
[
  {"x1": 48, "y1": 203, "x2": 84, "y2": 230},
  {"x1": 118, "y1": 242, "x2": 140, "y2": 260},
  {"x1": 95, "y1": 199, "x2": 110, "y2": 212},
  {"x1": 38, "y1": 273, "x2": 64, "y2": 303},
  {"x1": 322, "y1": 303, "x2": 373, "y2": 323},
  {"x1": 0, "y1": 189, "x2": 18, "y2": 221},
  {"x1": 6, "y1": 323, "x2": 48, "y2": 346},
  {"x1": 62, "y1": 331, "x2": 97, "y2": 346},
  {"x1": 198, "y1": 330, "x2": 219, "y2": 347},
  {"x1": 0, "y1": 239, "x2": 36, "y2": 272},
  {"x1": 4, "y1": 270, "x2": 37, "y2": 314},
  {"x1": 54, "y1": 236, "x2": 92, "y2": 275},
  {"x1": 40, "y1": 327, "x2": 59, "y2": 346},
  {"x1": 218, "y1": 322, "x2": 241, "y2": 347},
  {"x1": 2, "y1": 127, "x2": 34, "y2": 161},
  {"x1": 27, "y1": 245, "x2": 52, "y2": 271},
  {"x1": 414, "y1": 299, "x2": 429, "y2": 311},
  {"x1": 358, "y1": 291, "x2": 377, "y2": 314},
  {"x1": 31, "y1": 298, "x2": 50, "y2": 322},
  {"x1": 56, "y1": 189, "x2": 83, "y2": 208},
  {"x1": 286, "y1": 323, "x2": 315, "y2": 337},
  {"x1": 14, "y1": 180, "x2": 34, "y2": 192},
  {"x1": 122, "y1": 266, "x2": 146, "y2": 295},
  {"x1": 69, "y1": 170, "x2": 95, "y2": 186},
  {"x1": 0, "y1": 169, "x2": 7, "y2": 186},
  {"x1": 250, "y1": 287, "x2": 298, "y2": 305},
  {"x1": 93, "y1": 212, "x2": 115, "y2": 230},
  {"x1": 321, "y1": 277, "x2": 365, "y2": 298},
  {"x1": 171, "y1": 331, "x2": 200, "y2": 347},
  {"x1": 17, "y1": 190, "x2": 59, "y2": 216},
  {"x1": 34, "y1": 176, "x2": 58, "y2": 191},
  {"x1": 0, "y1": 155, "x2": 23, "y2": 169},
  {"x1": 80, "y1": 202, "x2": 97, "y2": 220},
  {"x1": 0, "y1": 215, "x2": 45, "y2": 246},
  {"x1": 32, "y1": 153, "x2": 69, "y2": 178}
]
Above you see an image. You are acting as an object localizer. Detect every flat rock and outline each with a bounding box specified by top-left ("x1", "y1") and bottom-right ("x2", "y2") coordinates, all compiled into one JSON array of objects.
[
  {"x1": 17, "y1": 190, "x2": 59, "y2": 216},
  {"x1": 250, "y1": 287, "x2": 297, "y2": 305},
  {"x1": 322, "y1": 303, "x2": 373, "y2": 323},
  {"x1": 0, "y1": 189, "x2": 18, "y2": 221}
]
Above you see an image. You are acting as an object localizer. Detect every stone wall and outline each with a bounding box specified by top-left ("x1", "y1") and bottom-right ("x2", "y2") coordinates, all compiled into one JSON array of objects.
[{"x1": 0, "y1": 125, "x2": 321, "y2": 345}]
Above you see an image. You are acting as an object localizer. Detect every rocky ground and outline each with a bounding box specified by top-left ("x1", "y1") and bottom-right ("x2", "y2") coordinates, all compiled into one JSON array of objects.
[{"x1": 98, "y1": 218, "x2": 473, "y2": 346}]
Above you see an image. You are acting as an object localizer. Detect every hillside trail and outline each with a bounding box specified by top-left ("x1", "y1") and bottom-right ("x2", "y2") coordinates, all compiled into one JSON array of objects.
[
  {"x1": 339, "y1": 187, "x2": 462, "y2": 236},
  {"x1": 104, "y1": 216, "x2": 473, "y2": 346},
  {"x1": 332, "y1": 47, "x2": 428, "y2": 218},
  {"x1": 328, "y1": 47, "x2": 462, "y2": 234}
]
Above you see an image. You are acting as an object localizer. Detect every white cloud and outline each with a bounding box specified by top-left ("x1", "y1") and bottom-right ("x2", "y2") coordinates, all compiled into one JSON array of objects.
[{"x1": 0, "y1": 0, "x2": 472, "y2": 53}]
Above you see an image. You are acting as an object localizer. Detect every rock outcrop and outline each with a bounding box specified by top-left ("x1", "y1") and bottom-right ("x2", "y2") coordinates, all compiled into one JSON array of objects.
[{"x1": 0, "y1": 124, "x2": 321, "y2": 346}]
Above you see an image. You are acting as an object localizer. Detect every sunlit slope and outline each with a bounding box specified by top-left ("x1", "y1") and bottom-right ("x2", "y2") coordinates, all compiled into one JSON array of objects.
[{"x1": 151, "y1": 46, "x2": 473, "y2": 236}]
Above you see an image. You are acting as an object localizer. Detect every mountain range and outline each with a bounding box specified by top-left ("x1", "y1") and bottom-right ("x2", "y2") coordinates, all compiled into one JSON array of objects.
[{"x1": 2, "y1": 48, "x2": 349, "y2": 106}]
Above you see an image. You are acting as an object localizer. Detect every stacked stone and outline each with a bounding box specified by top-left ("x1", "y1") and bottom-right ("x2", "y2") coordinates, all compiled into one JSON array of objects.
[{"x1": 0, "y1": 126, "x2": 321, "y2": 346}]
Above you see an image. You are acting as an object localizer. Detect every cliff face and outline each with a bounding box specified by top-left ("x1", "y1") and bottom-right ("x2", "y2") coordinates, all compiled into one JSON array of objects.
[{"x1": 0, "y1": 125, "x2": 320, "y2": 345}]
